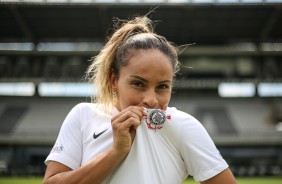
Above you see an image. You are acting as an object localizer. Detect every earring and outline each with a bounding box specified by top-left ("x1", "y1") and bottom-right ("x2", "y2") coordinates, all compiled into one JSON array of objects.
[
  {"x1": 112, "y1": 90, "x2": 116, "y2": 98},
  {"x1": 112, "y1": 90, "x2": 118, "y2": 105}
]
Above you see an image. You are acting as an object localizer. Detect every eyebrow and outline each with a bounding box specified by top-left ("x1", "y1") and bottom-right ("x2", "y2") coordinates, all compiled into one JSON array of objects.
[{"x1": 129, "y1": 75, "x2": 172, "y2": 84}]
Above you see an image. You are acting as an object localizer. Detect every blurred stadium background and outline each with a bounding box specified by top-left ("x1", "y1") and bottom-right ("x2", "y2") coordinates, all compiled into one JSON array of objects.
[{"x1": 0, "y1": 0, "x2": 282, "y2": 180}]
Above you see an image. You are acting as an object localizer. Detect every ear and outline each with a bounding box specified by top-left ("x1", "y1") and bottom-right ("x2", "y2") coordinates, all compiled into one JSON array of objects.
[{"x1": 110, "y1": 70, "x2": 118, "y2": 90}]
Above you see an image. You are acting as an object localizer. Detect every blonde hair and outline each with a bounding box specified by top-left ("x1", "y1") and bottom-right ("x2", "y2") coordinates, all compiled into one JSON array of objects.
[{"x1": 86, "y1": 16, "x2": 180, "y2": 111}]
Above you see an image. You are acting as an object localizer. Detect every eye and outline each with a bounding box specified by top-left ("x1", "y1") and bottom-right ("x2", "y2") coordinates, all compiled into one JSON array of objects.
[
  {"x1": 131, "y1": 80, "x2": 144, "y2": 88},
  {"x1": 157, "y1": 83, "x2": 170, "y2": 90}
]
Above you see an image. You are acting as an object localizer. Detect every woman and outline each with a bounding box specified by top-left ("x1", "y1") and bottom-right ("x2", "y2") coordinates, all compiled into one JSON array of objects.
[{"x1": 43, "y1": 16, "x2": 237, "y2": 184}]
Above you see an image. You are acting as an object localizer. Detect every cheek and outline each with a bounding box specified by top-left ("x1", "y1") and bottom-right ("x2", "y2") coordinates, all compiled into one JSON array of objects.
[
  {"x1": 118, "y1": 88, "x2": 142, "y2": 106},
  {"x1": 159, "y1": 93, "x2": 171, "y2": 106}
]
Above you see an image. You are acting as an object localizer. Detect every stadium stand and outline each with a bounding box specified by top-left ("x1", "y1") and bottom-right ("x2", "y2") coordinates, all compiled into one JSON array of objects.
[
  {"x1": 0, "y1": 105, "x2": 28, "y2": 135},
  {"x1": 0, "y1": 0, "x2": 282, "y2": 177},
  {"x1": 0, "y1": 96, "x2": 281, "y2": 145}
]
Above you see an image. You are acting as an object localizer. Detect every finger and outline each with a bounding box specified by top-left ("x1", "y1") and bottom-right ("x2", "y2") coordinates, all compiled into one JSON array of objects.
[
  {"x1": 112, "y1": 111, "x2": 139, "y2": 127},
  {"x1": 127, "y1": 116, "x2": 142, "y2": 129},
  {"x1": 112, "y1": 114, "x2": 141, "y2": 132},
  {"x1": 112, "y1": 106, "x2": 144, "y2": 123},
  {"x1": 122, "y1": 106, "x2": 144, "y2": 120}
]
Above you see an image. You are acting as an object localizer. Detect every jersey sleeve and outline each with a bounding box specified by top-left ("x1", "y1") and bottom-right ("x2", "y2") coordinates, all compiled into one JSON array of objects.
[
  {"x1": 45, "y1": 104, "x2": 83, "y2": 169},
  {"x1": 179, "y1": 115, "x2": 228, "y2": 182}
]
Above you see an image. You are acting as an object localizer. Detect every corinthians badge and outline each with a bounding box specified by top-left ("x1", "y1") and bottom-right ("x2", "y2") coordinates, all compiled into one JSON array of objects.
[{"x1": 145, "y1": 109, "x2": 170, "y2": 131}]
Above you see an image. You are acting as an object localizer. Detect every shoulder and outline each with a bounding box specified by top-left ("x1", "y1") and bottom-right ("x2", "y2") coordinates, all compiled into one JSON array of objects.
[
  {"x1": 74, "y1": 102, "x2": 97, "y2": 111},
  {"x1": 71, "y1": 103, "x2": 114, "y2": 122},
  {"x1": 166, "y1": 106, "x2": 208, "y2": 140},
  {"x1": 71, "y1": 102, "x2": 105, "y2": 115},
  {"x1": 166, "y1": 107, "x2": 201, "y2": 127},
  {"x1": 64, "y1": 103, "x2": 102, "y2": 123},
  {"x1": 61, "y1": 103, "x2": 111, "y2": 132},
  {"x1": 168, "y1": 107, "x2": 228, "y2": 181}
]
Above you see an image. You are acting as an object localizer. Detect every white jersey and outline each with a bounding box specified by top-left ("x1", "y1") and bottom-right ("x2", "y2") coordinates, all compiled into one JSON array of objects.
[{"x1": 45, "y1": 103, "x2": 228, "y2": 183}]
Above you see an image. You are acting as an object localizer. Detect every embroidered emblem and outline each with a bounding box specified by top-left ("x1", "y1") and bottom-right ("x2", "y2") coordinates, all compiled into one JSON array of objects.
[{"x1": 145, "y1": 109, "x2": 170, "y2": 131}]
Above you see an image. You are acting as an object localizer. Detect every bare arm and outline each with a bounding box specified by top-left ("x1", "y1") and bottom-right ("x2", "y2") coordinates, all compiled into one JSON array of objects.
[
  {"x1": 43, "y1": 106, "x2": 145, "y2": 184},
  {"x1": 43, "y1": 148, "x2": 126, "y2": 184},
  {"x1": 200, "y1": 168, "x2": 237, "y2": 184}
]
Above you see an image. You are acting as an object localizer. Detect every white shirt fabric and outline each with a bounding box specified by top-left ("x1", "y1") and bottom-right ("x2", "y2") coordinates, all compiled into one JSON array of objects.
[{"x1": 45, "y1": 103, "x2": 228, "y2": 183}]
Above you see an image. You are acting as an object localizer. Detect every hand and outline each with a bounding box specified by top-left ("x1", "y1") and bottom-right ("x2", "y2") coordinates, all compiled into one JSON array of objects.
[{"x1": 111, "y1": 106, "x2": 146, "y2": 156}]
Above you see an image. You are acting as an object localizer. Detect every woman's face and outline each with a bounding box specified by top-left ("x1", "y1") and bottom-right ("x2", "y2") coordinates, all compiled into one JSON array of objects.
[{"x1": 112, "y1": 49, "x2": 174, "y2": 111}]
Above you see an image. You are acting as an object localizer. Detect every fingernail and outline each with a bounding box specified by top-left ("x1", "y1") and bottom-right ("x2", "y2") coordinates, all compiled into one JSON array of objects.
[{"x1": 143, "y1": 107, "x2": 148, "y2": 115}]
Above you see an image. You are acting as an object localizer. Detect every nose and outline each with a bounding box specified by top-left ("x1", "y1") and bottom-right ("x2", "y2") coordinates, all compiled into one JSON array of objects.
[{"x1": 143, "y1": 89, "x2": 158, "y2": 108}]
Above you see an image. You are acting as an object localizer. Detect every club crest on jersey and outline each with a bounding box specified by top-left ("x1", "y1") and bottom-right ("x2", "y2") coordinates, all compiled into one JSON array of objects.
[{"x1": 145, "y1": 109, "x2": 170, "y2": 131}]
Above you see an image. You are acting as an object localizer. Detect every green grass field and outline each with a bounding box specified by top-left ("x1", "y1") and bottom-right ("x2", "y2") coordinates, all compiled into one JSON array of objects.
[{"x1": 0, "y1": 176, "x2": 281, "y2": 184}]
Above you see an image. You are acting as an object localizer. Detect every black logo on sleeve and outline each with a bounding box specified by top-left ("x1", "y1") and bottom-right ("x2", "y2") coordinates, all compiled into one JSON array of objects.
[{"x1": 93, "y1": 129, "x2": 108, "y2": 139}]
